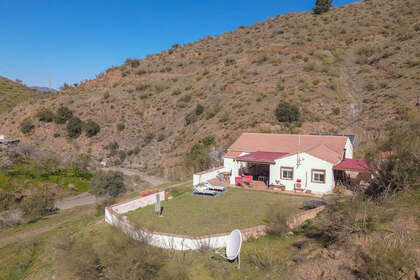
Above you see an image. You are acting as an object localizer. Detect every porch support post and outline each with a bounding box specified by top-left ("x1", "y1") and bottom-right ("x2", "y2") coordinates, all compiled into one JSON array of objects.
[{"x1": 230, "y1": 160, "x2": 240, "y2": 185}]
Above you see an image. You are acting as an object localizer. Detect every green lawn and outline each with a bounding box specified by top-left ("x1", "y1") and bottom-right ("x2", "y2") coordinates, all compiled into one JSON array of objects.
[{"x1": 125, "y1": 186, "x2": 312, "y2": 236}]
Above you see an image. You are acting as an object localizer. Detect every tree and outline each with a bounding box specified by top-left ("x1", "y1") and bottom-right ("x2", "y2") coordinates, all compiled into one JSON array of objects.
[
  {"x1": 55, "y1": 106, "x2": 73, "y2": 124},
  {"x1": 275, "y1": 102, "x2": 300, "y2": 123},
  {"x1": 313, "y1": 0, "x2": 332, "y2": 14},
  {"x1": 20, "y1": 118, "x2": 35, "y2": 134},
  {"x1": 60, "y1": 82, "x2": 71, "y2": 91},
  {"x1": 89, "y1": 171, "x2": 126, "y2": 198},
  {"x1": 66, "y1": 116, "x2": 83, "y2": 138},
  {"x1": 84, "y1": 120, "x2": 100, "y2": 137}
]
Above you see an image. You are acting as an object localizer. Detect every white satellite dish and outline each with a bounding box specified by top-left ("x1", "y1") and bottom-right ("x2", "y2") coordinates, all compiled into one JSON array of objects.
[{"x1": 226, "y1": 229, "x2": 242, "y2": 268}]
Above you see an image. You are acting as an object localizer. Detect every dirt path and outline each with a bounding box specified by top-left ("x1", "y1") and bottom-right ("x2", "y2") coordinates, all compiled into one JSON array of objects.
[
  {"x1": 55, "y1": 192, "x2": 102, "y2": 210},
  {"x1": 0, "y1": 208, "x2": 94, "y2": 248},
  {"x1": 102, "y1": 167, "x2": 167, "y2": 186},
  {"x1": 54, "y1": 168, "x2": 167, "y2": 210}
]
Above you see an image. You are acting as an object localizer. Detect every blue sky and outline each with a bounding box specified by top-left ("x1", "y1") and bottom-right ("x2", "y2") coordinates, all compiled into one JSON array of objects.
[{"x1": 0, "y1": 0, "x2": 357, "y2": 89}]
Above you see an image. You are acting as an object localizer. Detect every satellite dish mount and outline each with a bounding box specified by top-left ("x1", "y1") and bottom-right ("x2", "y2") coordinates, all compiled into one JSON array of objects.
[{"x1": 216, "y1": 229, "x2": 242, "y2": 269}]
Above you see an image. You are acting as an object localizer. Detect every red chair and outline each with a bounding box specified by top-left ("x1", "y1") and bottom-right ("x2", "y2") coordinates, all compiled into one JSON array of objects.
[
  {"x1": 244, "y1": 175, "x2": 253, "y2": 186},
  {"x1": 235, "y1": 176, "x2": 243, "y2": 186}
]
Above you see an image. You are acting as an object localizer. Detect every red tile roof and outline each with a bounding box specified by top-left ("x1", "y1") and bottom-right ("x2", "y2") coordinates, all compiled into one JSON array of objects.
[
  {"x1": 224, "y1": 151, "x2": 243, "y2": 158},
  {"x1": 235, "y1": 151, "x2": 289, "y2": 164},
  {"x1": 228, "y1": 133, "x2": 349, "y2": 164},
  {"x1": 334, "y1": 159, "x2": 372, "y2": 172}
]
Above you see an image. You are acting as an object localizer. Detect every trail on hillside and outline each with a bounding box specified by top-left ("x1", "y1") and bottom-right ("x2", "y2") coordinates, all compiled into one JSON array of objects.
[
  {"x1": 101, "y1": 167, "x2": 167, "y2": 185},
  {"x1": 0, "y1": 208, "x2": 94, "y2": 248},
  {"x1": 338, "y1": 50, "x2": 366, "y2": 138}
]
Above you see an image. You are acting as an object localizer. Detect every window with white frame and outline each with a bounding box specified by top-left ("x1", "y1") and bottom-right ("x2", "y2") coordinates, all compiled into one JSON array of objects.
[
  {"x1": 312, "y1": 169, "x2": 326, "y2": 183},
  {"x1": 281, "y1": 167, "x2": 293, "y2": 180}
]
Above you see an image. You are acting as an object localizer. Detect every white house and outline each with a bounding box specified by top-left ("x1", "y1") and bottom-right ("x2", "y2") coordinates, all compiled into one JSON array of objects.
[{"x1": 193, "y1": 133, "x2": 370, "y2": 195}]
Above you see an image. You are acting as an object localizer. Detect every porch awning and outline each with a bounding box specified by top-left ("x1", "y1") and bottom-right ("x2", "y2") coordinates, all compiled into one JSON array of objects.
[
  {"x1": 235, "y1": 151, "x2": 288, "y2": 164},
  {"x1": 333, "y1": 159, "x2": 372, "y2": 173}
]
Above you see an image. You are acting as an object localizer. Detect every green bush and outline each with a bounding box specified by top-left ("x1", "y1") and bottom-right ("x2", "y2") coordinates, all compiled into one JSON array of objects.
[
  {"x1": 84, "y1": 120, "x2": 100, "y2": 137},
  {"x1": 36, "y1": 108, "x2": 55, "y2": 122},
  {"x1": 116, "y1": 123, "x2": 125, "y2": 131},
  {"x1": 89, "y1": 171, "x2": 125, "y2": 198},
  {"x1": 332, "y1": 107, "x2": 340, "y2": 115},
  {"x1": 184, "y1": 136, "x2": 216, "y2": 172},
  {"x1": 55, "y1": 106, "x2": 73, "y2": 124},
  {"x1": 66, "y1": 117, "x2": 83, "y2": 138},
  {"x1": 275, "y1": 102, "x2": 300, "y2": 123},
  {"x1": 195, "y1": 104, "x2": 204, "y2": 115},
  {"x1": 20, "y1": 118, "x2": 35, "y2": 134},
  {"x1": 20, "y1": 188, "x2": 55, "y2": 222},
  {"x1": 313, "y1": 0, "x2": 332, "y2": 14}
]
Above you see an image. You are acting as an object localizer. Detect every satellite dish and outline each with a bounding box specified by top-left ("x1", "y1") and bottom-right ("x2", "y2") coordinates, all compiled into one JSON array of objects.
[{"x1": 226, "y1": 229, "x2": 242, "y2": 263}]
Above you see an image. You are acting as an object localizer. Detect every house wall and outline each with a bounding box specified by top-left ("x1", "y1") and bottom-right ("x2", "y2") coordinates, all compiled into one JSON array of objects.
[{"x1": 270, "y1": 153, "x2": 335, "y2": 194}]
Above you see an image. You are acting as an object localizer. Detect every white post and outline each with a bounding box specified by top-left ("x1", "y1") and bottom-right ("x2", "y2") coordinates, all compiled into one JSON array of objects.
[
  {"x1": 237, "y1": 253, "x2": 240, "y2": 269},
  {"x1": 230, "y1": 161, "x2": 239, "y2": 185},
  {"x1": 155, "y1": 193, "x2": 161, "y2": 216}
]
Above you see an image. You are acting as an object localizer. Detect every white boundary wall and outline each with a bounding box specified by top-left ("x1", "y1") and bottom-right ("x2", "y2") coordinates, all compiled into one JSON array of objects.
[
  {"x1": 193, "y1": 166, "x2": 227, "y2": 186},
  {"x1": 105, "y1": 190, "x2": 325, "y2": 251},
  {"x1": 105, "y1": 190, "x2": 231, "y2": 250}
]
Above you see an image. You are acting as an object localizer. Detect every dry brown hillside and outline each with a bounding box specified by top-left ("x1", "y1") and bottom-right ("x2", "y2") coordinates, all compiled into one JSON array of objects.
[{"x1": 1, "y1": 0, "x2": 419, "y2": 178}]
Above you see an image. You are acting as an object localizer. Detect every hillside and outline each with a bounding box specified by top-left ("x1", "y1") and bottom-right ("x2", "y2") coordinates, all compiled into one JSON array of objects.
[
  {"x1": 0, "y1": 0, "x2": 419, "y2": 178},
  {"x1": 0, "y1": 76, "x2": 52, "y2": 114}
]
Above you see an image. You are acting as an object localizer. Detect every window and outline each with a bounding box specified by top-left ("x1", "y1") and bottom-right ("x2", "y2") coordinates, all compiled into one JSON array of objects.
[
  {"x1": 312, "y1": 169, "x2": 326, "y2": 183},
  {"x1": 281, "y1": 167, "x2": 293, "y2": 180}
]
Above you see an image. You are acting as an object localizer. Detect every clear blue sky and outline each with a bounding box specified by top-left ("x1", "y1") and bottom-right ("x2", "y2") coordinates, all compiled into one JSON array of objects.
[{"x1": 0, "y1": 0, "x2": 357, "y2": 89}]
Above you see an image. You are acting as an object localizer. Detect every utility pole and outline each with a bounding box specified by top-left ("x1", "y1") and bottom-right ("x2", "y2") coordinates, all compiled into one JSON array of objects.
[{"x1": 48, "y1": 75, "x2": 52, "y2": 89}]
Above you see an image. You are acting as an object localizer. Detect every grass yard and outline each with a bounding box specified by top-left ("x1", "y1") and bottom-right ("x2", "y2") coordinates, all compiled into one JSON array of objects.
[{"x1": 125, "y1": 186, "x2": 313, "y2": 236}]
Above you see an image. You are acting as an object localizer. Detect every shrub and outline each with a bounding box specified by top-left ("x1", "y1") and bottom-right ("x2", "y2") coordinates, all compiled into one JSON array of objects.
[
  {"x1": 275, "y1": 102, "x2": 300, "y2": 123},
  {"x1": 125, "y1": 58, "x2": 140, "y2": 68},
  {"x1": 185, "y1": 112, "x2": 197, "y2": 125},
  {"x1": 66, "y1": 116, "x2": 83, "y2": 138},
  {"x1": 195, "y1": 104, "x2": 204, "y2": 115},
  {"x1": 55, "y1": 106, "x2": 73, "y2": 124},
  {"x1": 266, "y1": 209, "x2": 290, "y2": 236},
  {"x1": 116, "y1": 123, "x2": 125, "y2": 131},
  {"x1": 20, "y1": 187, "x2": 55, "y2": 222},
  {"x1": 89, "y1": 171, "x2": 125, "y2": 198},
  {"x1": 20, "y1": 118, "x2": 34, "y2": 134},
  {"x1": 56, "y1": 237, "x2": 103, "y2": 280},
  {"x1": 313, "y1": 0, "x2": 332, "y2": 14},
  {"x1": 332, "y1": 107, "x2": 340, "y2": 115},
  {"x1": 303, "y1": 195, "x2": 376, "y2": 246},
  {"x1": 0, "y1": 192, "x2": 15, "y2": 211},
  {"x1": 184, "y1": 136, "x2": 216, "y2": 172},
  {"x1": 365, "y1": 117, "x2": 420, "y2": 201},
  {"x1": 36, "y1": 108, "x2": 55, "y2": 122},
  {"x1": 84, "y1": 120, "x2": 100, "y2": 137}
]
